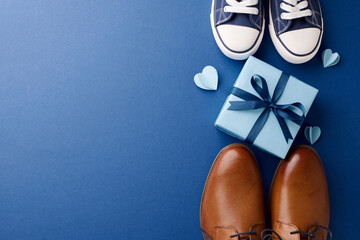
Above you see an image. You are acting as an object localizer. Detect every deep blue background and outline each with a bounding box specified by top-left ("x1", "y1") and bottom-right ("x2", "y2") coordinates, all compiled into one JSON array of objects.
[{"x1": 0, "y1": 0, "x2": 359, "y2": 239}]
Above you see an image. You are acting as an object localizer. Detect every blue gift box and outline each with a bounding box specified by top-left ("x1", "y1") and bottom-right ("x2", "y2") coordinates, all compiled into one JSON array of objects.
[{"x1": 214, "y1": 56, "x2": 318, "y2": 158}]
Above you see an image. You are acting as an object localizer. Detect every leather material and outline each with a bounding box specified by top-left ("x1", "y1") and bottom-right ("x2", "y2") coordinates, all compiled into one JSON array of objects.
[
  {"x1": 213, "y1": 0, "x2": 264, "y2": 31},
  {"x1": 270, "y1": 145, "x2": 330, "y2": 240},
  {"x1": 270, "y1": 0, "x2": 322, "y2": 35},
  {"x1": 200, "y1": 144, "x2": 266, "y2": 240},
  {"x1": 214, "y1": 227, "x2": 238, "y2": 240}
]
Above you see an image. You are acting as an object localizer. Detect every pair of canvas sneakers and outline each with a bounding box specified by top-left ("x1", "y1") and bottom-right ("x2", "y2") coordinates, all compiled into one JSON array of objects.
[
  {"x1": 200, "y1": 144, "x2": 332, "y2": 240},
  {"x1": 211, "y1": 0, "x2": 323, "y2": 64}
]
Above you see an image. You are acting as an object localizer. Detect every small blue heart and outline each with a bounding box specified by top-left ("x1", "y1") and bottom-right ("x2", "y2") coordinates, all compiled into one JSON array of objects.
[
  {"x1": 322, "y1": 49, "x2": 340, "y2": 68},
  {"x1": 194, "y1": 66, "x2": 218, "y2": 91},
  {"x1": 304, "y1": 126, "x2": 321, "y2": 145}
]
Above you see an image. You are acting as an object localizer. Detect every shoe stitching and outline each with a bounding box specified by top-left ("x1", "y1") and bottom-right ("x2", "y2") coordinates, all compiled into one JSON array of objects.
[
  {"x1": 250, "y1": 1, "x2": 262, "y2": 30},
  {"x1": 272, "y1": 220, "x2": 300, "y2": 240},
  {"x1": 307, "y1": 0, "x2": 316, "y2": 25},
  {"x1": 214, "y1": 226, "x2": 237, "y2": 240},
  {"x1": 217, "y1": 0, "x2": 233, "y2": 25}
]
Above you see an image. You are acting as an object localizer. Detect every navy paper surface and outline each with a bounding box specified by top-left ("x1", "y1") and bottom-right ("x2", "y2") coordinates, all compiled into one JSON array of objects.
[{"x1": 0, "y1": 0, "x2": 359, "y2": 239}]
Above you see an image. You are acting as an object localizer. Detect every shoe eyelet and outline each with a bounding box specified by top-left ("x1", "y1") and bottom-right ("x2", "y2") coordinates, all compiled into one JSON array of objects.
[
  {"x1": 280, "y1": 13, "x2": 285, "y2": 19},
  {"x1": 224, "y1": 6, "x2": 228, "y2": 12}
]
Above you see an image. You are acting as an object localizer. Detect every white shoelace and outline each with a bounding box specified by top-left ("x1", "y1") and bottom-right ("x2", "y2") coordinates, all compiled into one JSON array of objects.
[
  {"x1": 224, "y1": 0, "x2": 259, "y2": 15},
  {"x1": 280, "y1": 0, "x2": 312, "y2": 20}
]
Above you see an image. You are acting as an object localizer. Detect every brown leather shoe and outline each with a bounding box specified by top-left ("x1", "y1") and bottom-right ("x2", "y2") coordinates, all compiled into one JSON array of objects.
[
  {"x1": 268, "y1": 145, "x2": 332, "y2": 240},
  {"x1": 200, "y1": 144, "x2": 266, "y2": 240}
]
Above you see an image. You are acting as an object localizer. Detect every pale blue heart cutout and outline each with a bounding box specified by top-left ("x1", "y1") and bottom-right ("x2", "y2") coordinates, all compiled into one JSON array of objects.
[
  {"x1": 194, "y1": 66, "x2": 218, "y2": 91},
  {"x1": 304, "y1": 126, "x2": 321, "y2": 145},
  {"x1": 322, "y1": 49, "x2": 340, "y2": 68}
]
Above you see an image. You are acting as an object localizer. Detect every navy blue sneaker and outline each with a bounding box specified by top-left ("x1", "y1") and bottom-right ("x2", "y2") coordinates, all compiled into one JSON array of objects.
[
  {"x1": 269, "y1": 0, "x2": 323, "y2": 64},
  {"x1": 211, "y1": 0, "x2": 265, "y2": 60}
]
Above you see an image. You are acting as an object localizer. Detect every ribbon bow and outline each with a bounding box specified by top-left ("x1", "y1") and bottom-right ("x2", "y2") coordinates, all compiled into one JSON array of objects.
[{"x1": 228, "y1": 73, "x2": 305, "y2": 144}]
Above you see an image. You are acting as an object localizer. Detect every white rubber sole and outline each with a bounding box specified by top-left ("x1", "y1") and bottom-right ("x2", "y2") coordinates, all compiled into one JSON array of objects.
[
  {"x1": 210, "y1": 0, "x2": 265, "y2": 60},
  {"x1": 268, "y1": 0, "x2": 324, "y2": 64}
]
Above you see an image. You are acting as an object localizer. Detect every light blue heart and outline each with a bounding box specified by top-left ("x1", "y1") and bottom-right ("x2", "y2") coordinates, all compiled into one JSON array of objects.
[
  {"x1": 322, "y1": 49, "x2": 340, "y2": 68},
  {"x1": 194, "y1": 66, "x2": 218, "y2": 91},
  {"x1": 304, "y1": 126, "x2": 321, "y2": 145}
]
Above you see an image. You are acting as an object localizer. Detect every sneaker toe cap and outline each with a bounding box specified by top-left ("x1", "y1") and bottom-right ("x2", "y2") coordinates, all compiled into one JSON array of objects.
[
  {"x1": 279, "y1": 28, "x2": 321, "y2": 55},
  {"x1": 217, "y1": 25, "x2": 260, "y2": 52}
]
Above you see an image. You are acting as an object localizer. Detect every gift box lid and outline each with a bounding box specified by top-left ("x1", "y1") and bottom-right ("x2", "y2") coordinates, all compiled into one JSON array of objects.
[{"x1": 215, "y1": 56, "x2": 318, "y2": 158}]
